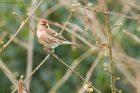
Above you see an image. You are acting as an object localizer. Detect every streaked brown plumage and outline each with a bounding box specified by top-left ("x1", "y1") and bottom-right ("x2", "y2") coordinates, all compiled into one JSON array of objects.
[{"x1": 36, "y1": 19, "x2": 78, "y2": 50}]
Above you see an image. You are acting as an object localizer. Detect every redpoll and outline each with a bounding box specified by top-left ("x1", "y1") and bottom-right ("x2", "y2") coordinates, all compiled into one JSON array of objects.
[{"x1": 36, "y1": 19, "x2": 79, "y2": 51}]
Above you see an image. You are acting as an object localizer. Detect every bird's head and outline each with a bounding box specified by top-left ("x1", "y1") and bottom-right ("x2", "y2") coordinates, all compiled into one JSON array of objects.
[{"x1": 38, "y1": 19, "x2": 49, "y2": 28}]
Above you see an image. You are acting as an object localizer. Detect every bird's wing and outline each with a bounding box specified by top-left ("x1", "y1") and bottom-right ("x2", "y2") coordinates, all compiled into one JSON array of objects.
[
  {"x1": 47, "y1": 28, "x2": 67, "y2": 41},
  {"x1": 51, "y1": 34, "x2": 67, "y2": 41},
  {"x1": 47, "y1": 28, "x2": 58, "y2": 36}
]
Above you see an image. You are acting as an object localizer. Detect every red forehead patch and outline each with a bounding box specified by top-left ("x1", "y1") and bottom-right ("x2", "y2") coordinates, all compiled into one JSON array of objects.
[{"x1": 42, "y1": 20, "x2": 48, "y2": 24}]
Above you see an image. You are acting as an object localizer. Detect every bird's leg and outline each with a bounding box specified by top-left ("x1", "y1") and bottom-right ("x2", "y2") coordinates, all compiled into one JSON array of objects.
[{"x1": 46, "y1": 48, "x2": 54, "y2": 54}]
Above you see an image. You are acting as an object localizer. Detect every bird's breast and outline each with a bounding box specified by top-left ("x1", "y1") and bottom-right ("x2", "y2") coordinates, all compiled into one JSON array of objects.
[{"x1": 37, "y1": 31, "x2": 46, "y2": 40}]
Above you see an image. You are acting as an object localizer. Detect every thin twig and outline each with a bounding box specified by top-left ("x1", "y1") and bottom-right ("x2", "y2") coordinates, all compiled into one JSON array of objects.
[
  {"x1": 0, "y1": 0, "x2": 44, "y2": 53},
  {"x1": 44, "y1": 3, "x2": 62, "y2": 16},
  {"x1": 50, "y1": 52, "x2": 101, "y2": 93},
  {"x1": 72, "y1": 4, "x2": 138, "y2": 20},
  {"x1": 17, "y1": 79, "x2": 23, "y2": 93},
  {"x1": 12, "y1": 12, "x2": 39, "y2": 41},
  {"x1": 49, "y1": 48, "x2": 96, "y2": 93},
  {"x1": 11, "y1": 54, "x2": 50, "y2": 93},
  {"x1": 10, "y1": 36, "x2": 28, "y2": 49},
  {"x1": 116, "y1": 61, "x2": 138, "y2": 88},
  {"x1": 25, "y1": 0, "x2": 37, "y2": 90},
  {"x1": 123, "y1": 29, "x2": 140, "y2": 44},
  {"x1": 120, "y1": 0, "x2": 140, "y2": 11},
  {"x1": 82, "y1": 7, "x2": 89, "y2": 34},
  {"x1": 78, "y1": 52, "x2": 103, "y2": 93},
  {"x1": 0, "y1": 59, "x2": 17, "y2": 85},
  {"x1": 104, "y1": 0, "x2": 116, "y2": 93},
  {"x1": 24, "y1": 54, "x2": 50, "y2": 82},
  {"x1": 59, "y1": 10, "x2": 74, "y2": 35},
  {"x1": 113, "y1": 51, "x2": 140, "y2": 68}
]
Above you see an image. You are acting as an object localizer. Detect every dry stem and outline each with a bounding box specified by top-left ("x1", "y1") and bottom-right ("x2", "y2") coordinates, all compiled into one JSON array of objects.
[
  {"x1": 59, "y1": 10, "x2": 74, "y2": 35},
  {"x1": 25, "y1": 0, "x2": 37, "y2": 90},
  {"x1": 78, "y1": 52, "x2": 103, "y2": 93},
  {"x1": 123, "y1": 29, "x2": 140, "y2": 44},
  {"x1": 49, "y1": 48, "x2": 96, "y2": 93},
  {"x1": 11, "y1": 54, "x2": 50, "y2": 93},
  {"x1": 50, "y1": 52, "x2": 101, "y2": 93},
  {"x1": 0, "y1": 59, "x2": 17, "y2": 85},
  {"x1": 104, "y1": 0, "x2": 116, "y2": 93},
  {"x1": 0, "y1": 0, "x2": 44, "y2": 53}
]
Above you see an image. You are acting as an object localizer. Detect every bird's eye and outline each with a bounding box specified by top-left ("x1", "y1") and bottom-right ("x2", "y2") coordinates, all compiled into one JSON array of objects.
[
  {"x1": 42, "y1": 24, "x2": 48, "y2": 28},
  {"x1": 45, "y1": 25, "x2": 49, "y2": 28}
]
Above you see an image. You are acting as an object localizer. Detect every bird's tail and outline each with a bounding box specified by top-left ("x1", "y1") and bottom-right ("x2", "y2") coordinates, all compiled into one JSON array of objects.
[{"x1": 63, "y1": 41, "x2": 80, "y2": 47}]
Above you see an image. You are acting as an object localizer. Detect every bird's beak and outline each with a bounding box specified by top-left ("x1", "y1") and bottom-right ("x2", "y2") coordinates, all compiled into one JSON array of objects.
[
  {"x1": 42, "y1": 23, "x2": 49, "y2": 28},
  {"x1": 46, "y1": 24, "x2": 49, "y2": 28}
]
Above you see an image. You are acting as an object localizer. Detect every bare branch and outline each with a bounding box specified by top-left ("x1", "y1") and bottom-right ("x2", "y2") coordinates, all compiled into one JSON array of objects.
[
  {"x1": 50, "y1": 52, "x2": 101, "y2": 93},
  {"x1": 0, "y1": 59, "x2": 17, "y2": 86},
  {"x1": 0, "y1": 0, "x2": 44, "y2": 53},
  {"x1": 49, "y1": 48, "x2": 96, "y2": 93},
  {"x1": 78, "y1": 52, "x2": 103, "y2": 93},
  {"x1": 25, "y1": 0, "x2": 37, "y2": 90},
  {"x1": 11, "y1": 54, "x2": 50, "y2": 93}
]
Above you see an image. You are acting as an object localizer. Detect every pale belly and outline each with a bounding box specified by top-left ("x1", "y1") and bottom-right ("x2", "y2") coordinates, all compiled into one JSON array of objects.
[{"x1": 37, "y1": 31, "x2": 60, "y2": 49}]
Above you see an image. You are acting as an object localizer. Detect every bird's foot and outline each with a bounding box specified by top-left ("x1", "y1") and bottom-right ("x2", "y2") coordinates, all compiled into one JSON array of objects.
[{"x1": 46, "y1": 48, "x2": 54, "y2": 54}]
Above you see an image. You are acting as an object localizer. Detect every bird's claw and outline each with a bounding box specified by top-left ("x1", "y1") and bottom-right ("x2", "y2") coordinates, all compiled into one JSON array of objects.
[{"x1": 46, "y1": 48, "x2": 54, "y2": 54}]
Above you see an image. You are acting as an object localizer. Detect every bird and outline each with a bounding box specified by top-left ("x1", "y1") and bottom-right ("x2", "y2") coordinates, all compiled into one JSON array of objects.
[{"x1": 36, "y1": 19, "x2": 79, "y2": 52}]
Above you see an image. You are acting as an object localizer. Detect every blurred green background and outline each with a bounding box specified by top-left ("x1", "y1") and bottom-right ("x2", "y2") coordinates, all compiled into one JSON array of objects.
[{"x1": 0, "y1": 0, "x2": 140, "y2": 93}]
